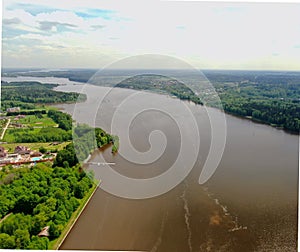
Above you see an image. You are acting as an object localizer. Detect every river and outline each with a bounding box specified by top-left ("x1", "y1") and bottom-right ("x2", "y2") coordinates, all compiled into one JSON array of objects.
[{"x1": 3, "y1": 76, "x2": 299, "y2": 251}]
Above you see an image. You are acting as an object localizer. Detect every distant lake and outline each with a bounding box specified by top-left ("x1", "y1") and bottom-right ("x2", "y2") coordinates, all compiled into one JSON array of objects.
[{"x1": 53, "y1": 82, "x2": 298, "y2": 252}]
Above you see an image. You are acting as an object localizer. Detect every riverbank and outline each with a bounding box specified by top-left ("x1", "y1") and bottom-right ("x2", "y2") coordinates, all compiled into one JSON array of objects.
[
  {"x1": 50, "y1": 180, "x2": 100, "y2": 250},
  {"x1": 52, "y1": 128, "x2": 117, "y2": 249},
  {"x1": 216, "y1": 108, "x2": 299, "y2": 135}
]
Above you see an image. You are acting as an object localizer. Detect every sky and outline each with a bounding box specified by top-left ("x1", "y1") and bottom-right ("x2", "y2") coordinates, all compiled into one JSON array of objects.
[{"x1": 2, "y1": 0, "x2": 300, "y2": 70}]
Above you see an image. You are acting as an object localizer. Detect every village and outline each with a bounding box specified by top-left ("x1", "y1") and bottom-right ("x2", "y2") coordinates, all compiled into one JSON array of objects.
[
  {"x1": 0, "y1": 144, "x2": 56, "y2": 167},
  {"x1": 0, "y1": 107, "x2": 67, "y2": 168}
]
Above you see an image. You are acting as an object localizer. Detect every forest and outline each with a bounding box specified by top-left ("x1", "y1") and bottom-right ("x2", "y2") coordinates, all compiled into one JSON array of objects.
[
  {"x1": 54, "y1": 124, "x2": 113, "y2": 168},
  {"x1": 208, "y1": 72, "x2": 300, "y2": 132},
  {"x1": 48, "y1": 110, "x2": 73, "y2": 131},
  {"x1": 0, "y1": 162, "x2": 94, "y2": 249},
  {"x1": 0, "y1": 123, "x2": 116, "y2": 249},
  {"x1": 0, "y1": 122, "x2": 117, "y2": 249},
  {"x1": 1, "y1": 81, "x2": 86, "y2": 111}
]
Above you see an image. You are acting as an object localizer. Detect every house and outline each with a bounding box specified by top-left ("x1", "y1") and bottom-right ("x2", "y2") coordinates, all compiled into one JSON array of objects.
[
  {"x1": 6, "y1": 107, "x2": 20, "y2": 113},
  {"x1": 0, "y1": 146, "x2": 7, "y2": 158},
  {"x1": 14, "y1": 145, "x2": 31, "y2": 155},
  {"x1": 38, "y1": 226, "x2": 50, "y2": 237}
]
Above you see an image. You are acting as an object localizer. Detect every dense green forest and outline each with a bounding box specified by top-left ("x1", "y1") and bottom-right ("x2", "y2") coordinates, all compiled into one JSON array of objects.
[
  {"x1": 48, "y1": 110, "x2": 73, "y2": 131},
  {"x1": 0, "y1": 163, "x2": 94, "y2": 249},
  {"x1": 206, "y1": 72, "x2": 300, "y2": 132},
  {"x1": 0, "y1": 123, "x2": 117, "y2": 249},
  {"x1": 5, "y1": 127, "x2": 72, "y2": 143},
  {"x1": 6, "y1": 110, "x2": 47, "y2": 117},
  {"x1": 54, "y1": 124, "x2": 113, "y2": 167},
  {"x1": 1, "y1": 81, "x2": 86, "y2": 110}
]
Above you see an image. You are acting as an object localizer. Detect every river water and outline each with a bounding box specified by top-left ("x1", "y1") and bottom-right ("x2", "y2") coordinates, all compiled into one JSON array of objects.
[
  {"x1": 3, "y1": 77, "x2": 298, "y2": 251},
  {"x1": 52, "y1": 82, "x2": 298, "y2": 252}
]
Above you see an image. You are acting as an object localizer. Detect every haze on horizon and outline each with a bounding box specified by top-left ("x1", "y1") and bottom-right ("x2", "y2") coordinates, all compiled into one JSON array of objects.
[{"x1": 2, "y1": 0, "x2": 300, "y2": 71}]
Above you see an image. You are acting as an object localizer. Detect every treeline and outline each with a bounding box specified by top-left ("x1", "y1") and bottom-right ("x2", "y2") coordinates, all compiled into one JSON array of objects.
[
  {"x1": 74, "y1": 125, "x2": 113, "y2": 162},
  {"x1": 2, "y1": 101, "x2": 36, "y2": 111},
  {"x1": 7, "y1": 110, "x2": 47, "y2": 117},
  {"x1": 203, "y1": 70, "x2": 300, "y2": 86},
  {"x1": 0, "y1": 163, "x2": 94, "y2": 249},
  {"x1": 209, "y1": 75, "x2": 300, "y2": 133},
  {"x1": 54, "y1": 124, "x2": 114, "y2": 168},
  {"x1": 1, "y1": 81, "x2": 86, "y2": 110},
  {"x1": 221, "y1": 97, "x2": 300, "y2": 131},
  {"x1": 8, "y1": 127, "x2": 72, "y2": 143},
  {"x1": 48, "y1": 110, "x2": 73, "y2": 131}
]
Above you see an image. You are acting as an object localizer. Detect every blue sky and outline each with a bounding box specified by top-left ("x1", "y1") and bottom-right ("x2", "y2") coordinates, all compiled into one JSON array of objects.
[{"x1": 2, "y1": 0, "x2": 300, "y2": 70}]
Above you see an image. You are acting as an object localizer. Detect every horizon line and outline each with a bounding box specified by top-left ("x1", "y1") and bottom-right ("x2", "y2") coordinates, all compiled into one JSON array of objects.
[{"x1": 2, "y1": 67, "x2": 300, "y2": 72}]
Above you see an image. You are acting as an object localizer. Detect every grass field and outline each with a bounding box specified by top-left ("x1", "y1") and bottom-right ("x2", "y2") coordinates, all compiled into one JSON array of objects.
[
  {"x1": 11, "y1": 114, "x2": 57, "y2": 128},
  {"x1": 0, "y1": 119, "x2": 8, "y2": 128},
  {"x1": 1, "y1": 141, "x2": 71, "y2": 153},
  {"x1": 36, "y1": 105, "x2": 59, "y2": 111},
  {"x1": 0, "y1": 119, "x2": 9, "y2": 139}
]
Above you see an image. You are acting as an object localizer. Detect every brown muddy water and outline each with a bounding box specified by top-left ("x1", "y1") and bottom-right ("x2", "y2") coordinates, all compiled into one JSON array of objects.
[{"x1": 53, "y1": 83, "x2": 298, "y2": 252}]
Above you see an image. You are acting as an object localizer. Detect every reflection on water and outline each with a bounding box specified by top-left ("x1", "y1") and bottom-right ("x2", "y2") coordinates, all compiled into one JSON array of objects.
[{"x1": 53, "y1": 83, "x2": 298, "y2": 251}]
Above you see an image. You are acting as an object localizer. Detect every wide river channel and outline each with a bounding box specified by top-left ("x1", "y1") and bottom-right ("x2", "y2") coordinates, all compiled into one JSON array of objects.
[{"x1": 3, "y1": 76, "x2": 298, "y2": 251}]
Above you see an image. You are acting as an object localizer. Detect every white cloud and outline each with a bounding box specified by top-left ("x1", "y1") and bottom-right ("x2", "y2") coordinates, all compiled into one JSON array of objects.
[{"x1": 2, "y1": 0, "x2": 300, "y2": 70}]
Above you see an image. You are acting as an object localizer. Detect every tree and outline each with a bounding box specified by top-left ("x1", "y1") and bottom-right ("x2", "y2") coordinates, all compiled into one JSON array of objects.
[
  {"x1": 53, "y1": 143, "x2": 78, "y2": 168},
  {"x1": 27, "y1": 236, "x2": 49, "y2": 250},
  {"x1": 31, "y1": 214, "x2": 48, "y2": 235},
  {"x1": 0, "y1": 213, "x2": 32, "y2": 236},
  {"x1": 0, "y1": 162, "x2": 95, "y2": 247},
  {"x1": 49, "y1": 221, "x2": 64, "y2": 238},
  {"x1": 0, "y1": 233, "x2": 16, "y2": 249},
  {"x1": 63, "y1": 160, "x2": 70, "y2": 168},
  {"x1": 15, "y1": 229, "x2": 30, "y2": 249},
  {"x1": 14, "y1": 193, "x2": 40, "y2": 215},
  {"x1": 39, "y1": 146, "x2": 47, "y2": 154},
  {"x1": 74, "y1": 180, "x2": 89, "y2": 199},
  {"x1": 53, "y1": 210, "x2": 68, "y2": 225},
  {"x1": 0, "y1": 196, "x2": 12, "y2": 218}
]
